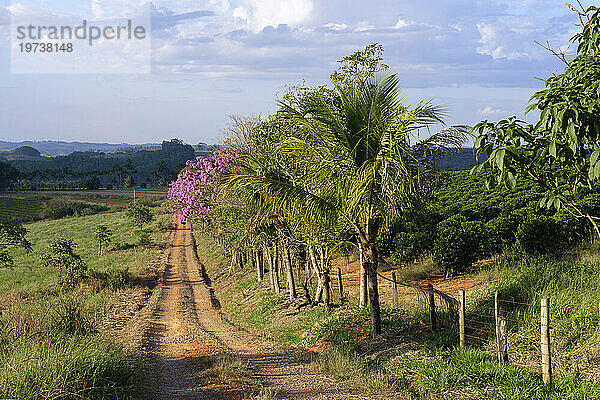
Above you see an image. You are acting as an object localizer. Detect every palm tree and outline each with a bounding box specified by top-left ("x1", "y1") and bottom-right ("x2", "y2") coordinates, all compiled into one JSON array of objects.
[{"x1": 228, "y1": 73, "x2": 467, "y2": 337}]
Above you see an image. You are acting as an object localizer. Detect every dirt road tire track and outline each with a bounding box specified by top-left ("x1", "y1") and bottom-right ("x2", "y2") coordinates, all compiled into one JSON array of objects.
[{"x1": 143, "y1": 219, "x2": 354, "y2": 399}]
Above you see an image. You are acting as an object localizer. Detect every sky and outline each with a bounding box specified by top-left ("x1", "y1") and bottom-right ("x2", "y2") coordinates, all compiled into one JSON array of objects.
[{"x1": 0, "y1": 0, "x2": 592, "y2": 145}]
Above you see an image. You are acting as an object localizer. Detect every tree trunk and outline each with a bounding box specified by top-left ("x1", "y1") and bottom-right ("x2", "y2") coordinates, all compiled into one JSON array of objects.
[
  {"x1": 255, "y1": 249, "x2": 263, "y2": 282},
  {"x1": 362, "y1": 240, "x2": 381, "y2": 337},
  {"x1": 282, "y1": 239, "x2": 296, "y2": 299},
  {"x1": 322, "y1": 268, "x2": 331, "y2": 308},
  {"x1": 273, "y1": 245, "x2": 281, "y2": 294},
  {"x1": 309, "y1": 245, "x2": 323, "y2": 304},
  {"x1": 319, "y1": 247, "x2": 330, "y2": 308},
  {"x1": 358, "y1": 241, "x2": 368, "y2": 307},
  {"x1": 98, "y1": 242, "x2": 102, "y2": 256},
  {"x1": 264, "y1": 245, "x2": 275, "y2": 291},
  {"x1": 305, "y1": 251, "x2": 311, "y2": 276}
]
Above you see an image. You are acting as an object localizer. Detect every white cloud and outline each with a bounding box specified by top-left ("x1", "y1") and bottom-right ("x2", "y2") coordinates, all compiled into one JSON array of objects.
[
  {"x1": 323, "y1": 22, "x2": 347, "y2": 31},
  {"x1": 394, "y1": 18, "x2": 416, "y2": 29},
  {"x1": 476, "y1": 22, "x2": 530, "y2": 60},
  {"x1": 91, "y1": 0, "x2": 104, "y2": 19},
  {"x1": 231, "y1": 0, "x2": 314, "y2": 32},
  {"x1": 478, "y1": 105, "x2": 507, "y2": 116},
  {"x1": 355, "y1": 21, "x2": 375, "y2": 32}
]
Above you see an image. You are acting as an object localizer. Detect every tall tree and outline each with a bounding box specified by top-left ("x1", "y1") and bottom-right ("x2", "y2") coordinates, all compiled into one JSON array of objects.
[{"x1": 229, "y1": 73, "x2": 467, "y2": 337}]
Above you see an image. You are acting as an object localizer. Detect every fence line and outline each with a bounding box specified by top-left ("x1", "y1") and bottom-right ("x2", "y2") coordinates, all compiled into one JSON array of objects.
[
  {"x1": 379, "y1": 269, "x2": 553, "y2": 386},
  {"x1": 378, "y1": 271, "x2": 459, "y2": 332}
]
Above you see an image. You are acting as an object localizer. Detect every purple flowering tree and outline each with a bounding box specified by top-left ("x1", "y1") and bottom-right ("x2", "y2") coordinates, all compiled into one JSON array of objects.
[{"x1": 167, "y1": 148, "x2": 237, "y2": 222}]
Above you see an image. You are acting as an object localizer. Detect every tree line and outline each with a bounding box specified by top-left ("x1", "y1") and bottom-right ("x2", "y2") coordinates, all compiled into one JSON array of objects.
[{"x1": 1, "y1": 139, "x2": 198, "y2": 190}]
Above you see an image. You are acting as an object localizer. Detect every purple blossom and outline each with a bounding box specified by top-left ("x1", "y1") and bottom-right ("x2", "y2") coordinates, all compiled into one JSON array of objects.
[{"x1": 167, "y1": 148, "x2": 237, "y2": 222}]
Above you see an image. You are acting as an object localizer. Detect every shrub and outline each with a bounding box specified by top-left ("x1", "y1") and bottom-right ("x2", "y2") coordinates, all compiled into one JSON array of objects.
[
  {"x1": 387, "y1": 209, "x2": 438, "y2": 264},
  {"x1": 41, "y1": 200, "x2": 105, "y2": 220},
  {"x1": 515, "y1": 215, "x2": 562, "y2": 254},
  {"x1": 135, "y1": 229, "x2": 152, "y2": 246},
  {"x1": 484, "y1": 210, "x2": 525, "y2": 253},
  {"x1": 40, "y1": 238, "x2": 86, "y2": 287},
  {"x1": 93, "y1": 225, "x2": 112, "y2": 256},
  {"x1": 552, "y1": 210, "x2": 589, "y2": 247},
  {"x1": 85, "y1": 176, "x2": 101, "y2": 190},
  {"x1": 125, "y1": 202, "x2": 153, "y2": 229},
  {"x1": 433, "y1": 215, "x2": 483, "y2": 275}
]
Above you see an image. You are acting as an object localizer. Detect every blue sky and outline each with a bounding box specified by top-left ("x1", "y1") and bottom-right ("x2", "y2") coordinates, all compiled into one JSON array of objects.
[{"x1": 0, "y1": 0, "x2": 592, "y2": 144}]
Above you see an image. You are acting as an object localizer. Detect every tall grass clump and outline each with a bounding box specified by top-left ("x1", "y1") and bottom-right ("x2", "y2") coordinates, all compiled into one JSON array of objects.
[{"x1": 0, "y1": 299, "x2": 140, "y2": 399}]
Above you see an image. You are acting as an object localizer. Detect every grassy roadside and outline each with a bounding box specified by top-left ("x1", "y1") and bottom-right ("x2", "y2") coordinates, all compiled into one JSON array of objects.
[
  {"x1": 0, "y1": 207, "x2": 169, "y2": 399},
  {"x1": 193, "y1": 230, "x2": 600, "y2": 399}
]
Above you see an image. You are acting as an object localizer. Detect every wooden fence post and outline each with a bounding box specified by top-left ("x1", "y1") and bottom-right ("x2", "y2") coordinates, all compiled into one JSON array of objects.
[
  {"x1": 541, "y1": 298, "x2": 552, "y2": 385},
  {"x1": 337, "y1": 267, "x2": 344, "y2": 303},
  {"x1": 459, "y1": 289, "x2": 465, "y2": 348},
  {"x1": 495, "y1": 291, "x2": 508, "y2": 363},
  {"x1": 391, "y1": 271, "x2": 399, "y2": 309},
  {"x1": 428, "y1": 283, "x2": 437, "y2": 332}
]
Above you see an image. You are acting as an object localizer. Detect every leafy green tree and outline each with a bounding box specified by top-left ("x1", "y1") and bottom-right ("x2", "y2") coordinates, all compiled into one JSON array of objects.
[
  {"x1": 472, "y1": 4, "x2": 600, "y2": 238},
  {"x1": 0, "y1": 162, "x2": 20, "y2": 190},
  {"x1": 125, "y1": 202, "x2": 153, "y2": 229},
  {"x1": 433, "y1": 215, "x2": 483, "y2": 276},
  {"x1": 85, "y1": 175, "x2": 101, "y2": 190},
  {"x1": 0, "y1": 219, "x2": 32, "y2": 268},
  {"x1": 93, "y1": 225, "x2": 112, "y2": 256},
  {"x1": 230, "y1": 72, "x2": 467, "y2": 336},
  {"x1": 41, "y1": 238, "x2": 86, "y2": 287},
  {"x1": 330, "y1": 42, "x2": 389, "y2": 87},
  {"x1": 123, "y1": 175, "x2": 135, "y2": 188},
  {"x1": 154, "y1": 160, "x2": 170, "y2": 186}
]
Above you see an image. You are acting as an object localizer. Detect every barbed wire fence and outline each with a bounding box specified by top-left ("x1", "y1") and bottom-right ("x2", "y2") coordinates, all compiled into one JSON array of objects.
[{"x1": 378, "y1": 270, "x2": 553, "y2": 386}]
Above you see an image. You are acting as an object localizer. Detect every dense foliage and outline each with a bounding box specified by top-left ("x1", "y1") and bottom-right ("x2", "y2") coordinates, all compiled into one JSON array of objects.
[
  {"x1": 0, "y1": 218, "x2": 32, "y2": 268},
  {"x1": 381, "y1": 169, "x2": 599, "y2": 273},
  {"x1": 168, "y1": 44, "x2": 468, "y2": 337}
]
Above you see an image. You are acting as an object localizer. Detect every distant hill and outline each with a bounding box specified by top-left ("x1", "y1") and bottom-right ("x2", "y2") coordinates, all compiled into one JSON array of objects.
[
  {"x1": 0, "y1": 146, "x2": 45, "y2": 161},
  {"x1": 437, "y1": 148, "x2": 485, "y2": 171},
  {"x1": 0, "y1": 141, "x2": 162, "y2": 157}
]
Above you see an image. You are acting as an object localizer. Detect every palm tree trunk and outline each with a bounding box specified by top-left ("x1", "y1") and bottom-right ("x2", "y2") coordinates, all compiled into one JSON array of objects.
[
  {"x1": 264, "y1": 245, "x2": 275, "y2": 291},
  {"x1": 255, "y1": 249, "x2": 263, "y2": 282},
  {"x1": 273, "y1": 245, "x2": 281, "y2": 294},
  {"x1": 283, "y1": 239, "x2": 296, "y2": 299},
  {"x1": 358, "y1": 241, "x2": 368, "y2": 307},
  {"x1": 361, "y1": 240, "x2": 381, "y2": 337},
  {"x1": 319, "y1": 247, "x2": 330, "y2": 308},
  {"x1": 309, "y1": 245, "x2": 323, "y2": 304}
]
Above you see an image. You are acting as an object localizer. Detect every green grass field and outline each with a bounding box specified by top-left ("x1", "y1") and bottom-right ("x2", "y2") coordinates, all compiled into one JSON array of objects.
[{"x1": 0, "y1": 207, "x2": 168, "y2": 399}]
